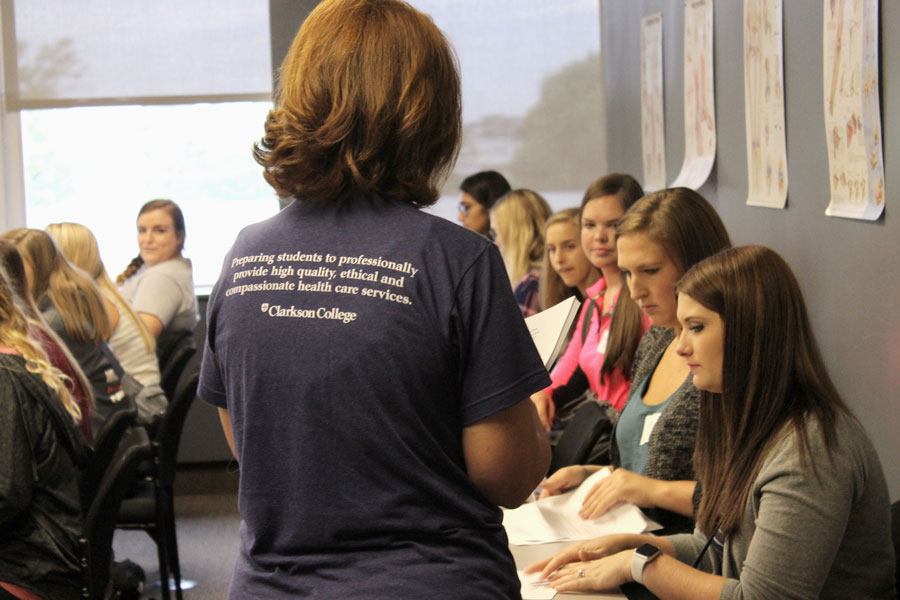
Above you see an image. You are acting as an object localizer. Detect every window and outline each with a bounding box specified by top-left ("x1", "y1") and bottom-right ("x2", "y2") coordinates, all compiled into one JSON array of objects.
[{"x1": 21, "y1": 102, "x2": 276, "y2": 290}]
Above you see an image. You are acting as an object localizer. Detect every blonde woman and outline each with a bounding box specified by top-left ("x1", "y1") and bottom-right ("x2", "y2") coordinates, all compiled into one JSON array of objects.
[
  {"x1": 539, "y1": 208, "x2": 599, "y2": 311},
  {"x1": 0, "y1": 239, "x2": 94, "y2": 442},
  {"x1": 2, "y1": 228, "x2": 126, "y2": 433},
  {"x1": 490, "y1": 188, "x2": 553, "y2": 317},
  {"x1": 0, "y1": 266, "x2": 88, "y2": 600},
  {"x1": 47, "y1": 222, "x2": 160, "y2": 387}
]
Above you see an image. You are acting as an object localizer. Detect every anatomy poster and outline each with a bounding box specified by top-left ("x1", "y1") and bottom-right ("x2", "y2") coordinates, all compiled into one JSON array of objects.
[
  {"x1": 641, "y1": 13, "x2": 666, "y2": 192},
  {"x1": 823, "y1": 0, "x2": 884, "y2": 220},
  {"x1": 744, "y1": 0, "x2": 787, "y2": 208},
  {"x1": 672, "y1": 0, "x2": 716, "y2": 190}
]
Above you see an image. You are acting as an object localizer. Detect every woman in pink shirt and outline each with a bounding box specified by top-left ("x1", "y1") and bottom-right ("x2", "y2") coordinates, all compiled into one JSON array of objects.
[{"x1": 531, "y1": 174, "x2": 650, "y2": 429}]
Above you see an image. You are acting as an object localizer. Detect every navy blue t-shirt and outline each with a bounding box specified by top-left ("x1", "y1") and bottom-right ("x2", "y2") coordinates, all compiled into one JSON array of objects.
[{"x1": 199, "y1": 199, "x2": 550, "y2": 599}]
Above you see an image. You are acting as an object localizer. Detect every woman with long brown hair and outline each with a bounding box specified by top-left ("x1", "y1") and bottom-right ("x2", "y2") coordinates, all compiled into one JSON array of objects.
[
  {"x1": 0, "y1": 266, "x2": 88, "y2": 600},
  {"x1": 0, "y1": 239, "x2": 93, "y2": 442},
  {"x1": 2, "y1": 228, "x2": 125, "y2": 433},
  {"x1": 530, "y1": 173, "x2": 649, "y2": 430},
  {"x1": 539, "y1": 187, "x2": 731, "y2": 533},
  {"x1": 529, "y1": 246, "x2": 894, "y2": 598}
]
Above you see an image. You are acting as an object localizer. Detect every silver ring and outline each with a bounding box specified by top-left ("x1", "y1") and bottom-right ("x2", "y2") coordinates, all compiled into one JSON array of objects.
[{"x1": 578, "y1": 569, "x2": 585, "y2": 578}]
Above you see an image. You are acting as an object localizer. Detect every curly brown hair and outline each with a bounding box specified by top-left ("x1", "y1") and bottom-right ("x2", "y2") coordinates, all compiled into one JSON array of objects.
[{"x1": 254, "y1": 0, "x2": 461, "y2": 208}]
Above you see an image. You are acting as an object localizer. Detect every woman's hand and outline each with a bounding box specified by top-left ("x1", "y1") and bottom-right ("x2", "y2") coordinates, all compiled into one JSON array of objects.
[
  {"x1": 538, "y1": 465, "x2": 591, "y2": 499},
  {"x1": 546, "y1": 550, "x2": 633, "y2": 593},
  {"x1": 579, "y1": 468, "x2": 657, "y2": 519},
  {"x1": 524, "y1": 534, "x2": 636, "y2": 580},
  {"x1": 530, "y1": 391, "x2": 555, "y2": 431}
]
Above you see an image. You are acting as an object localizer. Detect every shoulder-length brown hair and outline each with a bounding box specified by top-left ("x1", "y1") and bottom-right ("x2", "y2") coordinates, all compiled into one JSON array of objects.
[
  {"x1": 581, "y1": 173, "x2": 645, "y2": 383},
  {"x1": 678, "y1": 246, "x2": 851, "y2": 536},
  {"x1": 254, "y1": 0, "x2": 461, "y2": 208},
  {"x1": 1, "y1": 228, "x2": 111, "y2": 344}
]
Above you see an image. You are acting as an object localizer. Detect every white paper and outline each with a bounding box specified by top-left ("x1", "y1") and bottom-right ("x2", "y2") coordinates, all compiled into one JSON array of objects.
[
  {"x1": 640, "y1": 413, "x2": 661, "y2": 445},
  {"x1": 672, "y1": 0, "x2": 716, "y2": 190},
  {"x1": 518, "y1": 570, "x2": 557, "y2": 600},
  {"x1": 503, "y1": 468, "x2": 660, "y2": 545},
  {"x1": 525, "y1": 296, "x2": 581, "y2": 369},
  {"x1": 641, "y1": 13, "x2": 667, "y2": 192},
  {"x1": 744, "y1": 0, "x2": 788, "y2": 208},
  {"x1": 823, "y1": 0, "x2": 884, "y2": 220}
]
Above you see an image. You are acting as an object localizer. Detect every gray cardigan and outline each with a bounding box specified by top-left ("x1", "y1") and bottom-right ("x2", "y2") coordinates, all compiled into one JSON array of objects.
[
  {"x1": 610, "y1": 325, "x2": 699, "y2": 532},
  {"x1": 669, "y1": 414, "x2": 895, "y2": 599}
]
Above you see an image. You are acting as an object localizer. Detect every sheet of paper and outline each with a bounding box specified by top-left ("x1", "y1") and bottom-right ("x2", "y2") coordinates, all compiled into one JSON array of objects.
[
  {"x1": 823, "y1": 0, "x2": 884, "y2": 220},
  {"x1": 525, "y1": 296, "x2": 581, "y2": 369},
  {"x1": 672, "y1": 0, "x2": 716, "y2": 190},
  {"x1": 744, "y1": 0, "x2": 788, "y2": 208},
  {"x1": 641, "y1": 13, "x2": 666, "y2": 192},
  {"x1": 503, "y1": 468, "x2": 660, "y2": 545},
  {"x1": 518, "y1": 570, "x2": 557, "y2": 600}
]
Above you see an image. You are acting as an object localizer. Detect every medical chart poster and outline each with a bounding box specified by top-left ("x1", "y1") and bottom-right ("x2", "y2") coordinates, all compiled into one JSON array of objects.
[
  {"x1": 744, "y1": 0, "x2": 787, "y2": 209},
  {"x1": 641, "y1": 13, "x2": 666, "y2": 192},
  {"x1": 823, "y1": 0, "x2": 884, "y2": 220},
  {"x1": 672, "y1": 0, "x2": 716, "y2": 190}
]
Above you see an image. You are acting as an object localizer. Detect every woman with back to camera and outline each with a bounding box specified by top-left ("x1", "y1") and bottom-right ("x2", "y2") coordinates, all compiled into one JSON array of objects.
[
  {"x1": 198, "y1": 1, "x2": 550, "y2": 597},
  {"x1": 458, "y1": 170, "x2": 511, "y2": 237},
  {"x1": 530, "y1": 246, "x2": 895, "y2": 599},
  {"x1": 48, "y1": 222, "x2": 161, "y2": 388},
  {"x1": 3, "y1": 228, "x2": 124, "y2": 434},
  {"x1": 530, "y1": 174, "x2": 649, "y2": 432},
  {"x1": 538, "y1": 188, "x2": 731, "y2": 533},
  {"x1": 0, "y1": 239, "x2": 94, "y2": 443},
  {"x1": 490, "y1": 188, "x2": 553, "y2": 317},
  {"x1": 0, "y1": 267, "x2": 89, "y2": 600},
  {"x1": 116, "y1": 199, "x2": 199, "y2": 356}
]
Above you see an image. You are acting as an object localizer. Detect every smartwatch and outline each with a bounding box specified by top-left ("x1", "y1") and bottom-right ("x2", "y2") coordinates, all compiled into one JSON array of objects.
[{"x1": 631, "y1": 543, "x2": 661, "y2": 585}]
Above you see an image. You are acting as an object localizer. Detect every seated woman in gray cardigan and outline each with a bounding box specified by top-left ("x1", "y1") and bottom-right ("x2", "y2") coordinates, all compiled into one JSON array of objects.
[
  {"x1": 539, "y1": 188, "x2": 730, "y2": 533},
  {"x1": 529, "y1": 246, "x2": 895, "y2": 599}
]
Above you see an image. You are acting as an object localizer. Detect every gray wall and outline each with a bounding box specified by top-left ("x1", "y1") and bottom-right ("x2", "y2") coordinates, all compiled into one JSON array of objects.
[{"x1": 603, "y1": 1, "x2": 899, "y2": 499}]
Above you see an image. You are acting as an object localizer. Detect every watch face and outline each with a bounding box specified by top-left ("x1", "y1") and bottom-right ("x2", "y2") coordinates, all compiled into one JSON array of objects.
[{"x1": 635, "y1": 543, "x2": 660, "y2": 559}]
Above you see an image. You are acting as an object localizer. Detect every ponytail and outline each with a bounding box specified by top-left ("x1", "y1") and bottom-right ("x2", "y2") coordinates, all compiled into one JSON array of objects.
[{"x1": 117, "y1": 255, "x2": 144, "y2": 286}]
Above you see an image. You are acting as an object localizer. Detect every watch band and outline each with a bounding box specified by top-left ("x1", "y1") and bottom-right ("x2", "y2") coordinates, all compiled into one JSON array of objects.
[{"x1": 631, "y1": 543, "x2": 661, "y2": 585}]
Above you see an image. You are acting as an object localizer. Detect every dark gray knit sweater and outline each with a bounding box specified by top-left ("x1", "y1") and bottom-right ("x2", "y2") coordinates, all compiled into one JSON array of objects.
[{"x1": 610, "y1": 325, "x2": 699, "y2": 532}]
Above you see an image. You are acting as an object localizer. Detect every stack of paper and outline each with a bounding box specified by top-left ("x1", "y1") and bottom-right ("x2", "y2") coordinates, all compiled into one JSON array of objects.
[{"x1": 503, "y1": 468, "x2": 661, "y2": 545}]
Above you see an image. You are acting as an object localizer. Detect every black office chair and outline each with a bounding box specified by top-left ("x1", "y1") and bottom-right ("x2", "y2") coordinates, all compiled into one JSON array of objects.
[
  {"x1": 158, "y1": 331, "x2": 197, "y2": 401},
  {"x1": 892, "y1": 499, "x2": 900, "y2": 594},
  {"x1": 116, "y1": 368, "x2": 199, "y2": 600},
  {"x1": 80, "y1": 429, "x2": 153, "y2": 600},
  {"x1": 79, "y1": 399, "x2": 138, "y2": 510}
]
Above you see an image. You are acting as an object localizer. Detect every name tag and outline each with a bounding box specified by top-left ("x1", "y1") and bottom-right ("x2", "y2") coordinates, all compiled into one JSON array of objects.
[
  {"x1": 640, "y1": 413, "x2": 661, "y2": 445},
  {"x1": 596, "y1": 328, "x2": 609, "y2": 354}
]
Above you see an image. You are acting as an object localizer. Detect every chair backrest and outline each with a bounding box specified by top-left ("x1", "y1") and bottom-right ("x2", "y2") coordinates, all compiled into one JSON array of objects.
[
  {"x1": 154, "y1": 368, "x2": 200, "y2": 488},
  {"x1": 549, "y1": 401, "x2": 616, "y2": 475},
  {"x1": 892, "y1": 499, "x2": 900, "y2": 594},
  {"x1": 80, "y1": 429, "x2": 153, "y2": 600},
  {"x1": 158, "y1": 332, "x2": 197, "y2": 400},
  {"x1": 79, "y1": 398, "x2": 138, "y2": 510}
]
